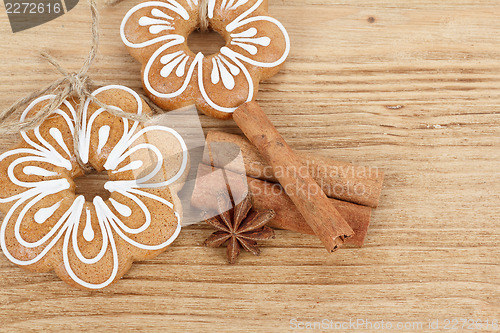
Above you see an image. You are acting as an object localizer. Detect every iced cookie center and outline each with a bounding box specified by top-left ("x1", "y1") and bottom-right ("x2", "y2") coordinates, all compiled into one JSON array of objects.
[{"x1": 74, "y1": 171, "x2": 111, "y2": 201}]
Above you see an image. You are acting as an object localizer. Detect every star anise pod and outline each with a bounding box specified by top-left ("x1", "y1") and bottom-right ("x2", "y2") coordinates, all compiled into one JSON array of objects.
[{"x1": 203, "y1": 191, "x2": 276, "y2": 264}]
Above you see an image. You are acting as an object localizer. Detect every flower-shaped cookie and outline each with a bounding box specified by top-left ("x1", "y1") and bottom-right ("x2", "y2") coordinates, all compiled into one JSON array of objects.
[
  {"x1": 0, "y1": 85, "x2": 189, "y2": 289},
  {"x1": 120, "y1": 0, "x2": 290, "y2": 119}
]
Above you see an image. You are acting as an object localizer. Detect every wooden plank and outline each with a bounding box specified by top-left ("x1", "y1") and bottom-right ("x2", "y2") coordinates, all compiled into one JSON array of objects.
[{"x1": 0, "y1": 0, "x2": 498, "y2": 331}]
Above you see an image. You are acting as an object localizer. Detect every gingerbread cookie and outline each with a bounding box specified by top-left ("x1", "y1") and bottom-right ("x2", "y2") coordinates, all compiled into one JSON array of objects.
[
  {"x1": 120, "y1": 0, "x2": 290, "y2": 119},
  {"x1": 0, "y1": 85, "x2": 189, "y2": 290}
]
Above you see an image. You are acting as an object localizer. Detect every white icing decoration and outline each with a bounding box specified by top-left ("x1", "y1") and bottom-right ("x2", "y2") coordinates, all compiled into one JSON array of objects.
[
  {"x1": 49, "y1": 128, "x2": 71, "y2": 158},
  {"x1": 220, "y1": 0, "x2": 228, "y2": 13},
  {"x1": 17, "y1": 96, "x2": 75, "y2": 171},
  {"x1": 120, "y1": 0, "x2": 290, "y2": 113},
  {"x1": 216, "y1": 57, "x2": 235, "y2": 90},
  {"x1": 232, "y1": 36, "x2": 271, "y2": 46},
  {"x1": 83, "y1": 208, "x2": 94, "y2": 241},
  {"x1": 198, "y1": 52, "x2": 254, "y2": 113},
  {"x1": 219, "y1": 55, "x2": 240, "y2": 76},
  {"x1": 23, "y1": 166, "x2": 58, "y2": 177},
  {"x1": 211, "y1": 58, "x2": 220, "y2": 84},
  {"x1": 151, "y1": 25, "x2": 174, "y2": 34},
  {"x1": 225, "y1": 0, "x2": 290, "y2": 68},
  {"x1": 151, "y1": 8, "x2": 174, "y2": 19},
  {"x1": 224, "y1": 0, "x2": 235, "y2": 10},
  {"x1": 207, "y1": 0, "x2": 216, "y2": 18},
  {"x1": 109, "y1": 198, "x2": 132, "y2": 217},
  {"x1": 78, "y1": 99, "x2": 120, "y2": 164},
  {"x1": 176, "y1": 56, "x2": 189, "y2": 77},
  {"x1": 160, "y1": 54, "x2": 186, "y2": 78},
  {"x1": 186, "y1": 0, "x2": 197, "y2": 9},
  {"x1": 139, "y1": 8, "x2": 177, "y2": 35},
  {"x1": 34, "y1": 200, "x2": 61, "y2": 224},
  {"x1": 212, "y1": 0, "x2": 248, "y2": 17},
  {"x1": 120, "y1": 1, "x2": 189, "y2": 48},
  {"x1": 0, "y1": 84, "x2": 187, "y2": 289},
  {"x1": 228, "y1": 0, "x2": 248, "y2": 10},
  {"x1": 144, "y1": 43, "x2": 201, "y2": 99},
  {"x1": 230, "y1": 27, "x2": 256, "y2": 38},
  {"x1": 160, "y1": 50, "x2": 184, "y2": 64},
  {"x1": 112, "y1": 160, "x2": 143, "y2": 174},
  {"x1": 139, "y1": 17, "x2": 168, "y2": 25},
  {"x1": 230, "y1": 41, "x2": 257, "y2": 55},
  {"x1": 97, "y1": 125, "x2": 110, "y2": 154}
]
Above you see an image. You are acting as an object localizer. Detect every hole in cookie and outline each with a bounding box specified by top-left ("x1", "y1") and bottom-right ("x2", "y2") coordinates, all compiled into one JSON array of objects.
[
  {"x1": 74, "y1": 171, "x2": 111, "y2": 202},
  {"x1": 188, "y1": 29, "x2": 227, "y2": 56}
]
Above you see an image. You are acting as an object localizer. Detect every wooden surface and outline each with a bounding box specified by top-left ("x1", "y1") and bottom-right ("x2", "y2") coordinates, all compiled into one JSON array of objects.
[{"x1": 0, "y1": 0, "x2": 499, "y2": 331}]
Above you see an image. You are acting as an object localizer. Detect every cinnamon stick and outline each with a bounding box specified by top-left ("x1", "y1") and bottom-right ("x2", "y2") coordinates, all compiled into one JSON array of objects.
[
  {"x1": 191, "y1": 164, "x2": 371, "y2": 247},
  {"x1": 205, "y1": 131, "x2": 384, "y2": 208},
  {"x1": 232, "y1": 102, "x2": 353, "y2": 252}
]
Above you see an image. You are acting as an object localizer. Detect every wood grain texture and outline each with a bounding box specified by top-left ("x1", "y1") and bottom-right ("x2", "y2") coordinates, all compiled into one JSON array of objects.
[{"x1": 0, "y1": 0, "x2": 499, "y2": 331}]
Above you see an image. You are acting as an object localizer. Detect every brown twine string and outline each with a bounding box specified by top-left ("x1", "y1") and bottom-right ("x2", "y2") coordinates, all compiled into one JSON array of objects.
[
  {"x1": 198, "y1": 0, "x2": 210, "y2": 32},
  {"x1": 104, "y1": 0, "x2": 123, "y2": 6},
  {"x1": 0, "y1": 0, "x2": 152, "y2": 172}
]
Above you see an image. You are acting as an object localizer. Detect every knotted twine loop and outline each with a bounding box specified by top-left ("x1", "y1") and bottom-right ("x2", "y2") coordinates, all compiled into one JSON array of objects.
[
  {"x1": 0, "y1": 0, "x2": 153, "y2": 173},
  {"x1": 198, "y1": 0, "x2": 210, "y2": 32}
]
